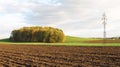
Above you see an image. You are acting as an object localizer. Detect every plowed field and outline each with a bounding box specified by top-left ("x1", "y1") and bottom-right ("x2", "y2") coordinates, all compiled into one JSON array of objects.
[{"x1": 0, "y1": 44, "x2": 120, "y2": 67}]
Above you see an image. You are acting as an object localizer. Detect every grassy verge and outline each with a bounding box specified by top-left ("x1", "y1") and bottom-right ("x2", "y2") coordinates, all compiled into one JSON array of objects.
[
  {"x1": 0, "y1": 42, "x2": 120, "y2": 46},
  {"x1": 0, "y1": 36, "x2": 120, "y2": 46}
]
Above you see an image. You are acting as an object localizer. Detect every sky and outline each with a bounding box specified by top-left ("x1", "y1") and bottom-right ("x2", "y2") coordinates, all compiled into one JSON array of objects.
[{"x1": 0, "y1": 0, "x2": 120, "y2": 39}]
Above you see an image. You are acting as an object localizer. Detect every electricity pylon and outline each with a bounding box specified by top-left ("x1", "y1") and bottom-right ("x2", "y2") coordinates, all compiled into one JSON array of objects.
[{"x1": 102, "y1": 13, "x2": 107, "y2": 43}]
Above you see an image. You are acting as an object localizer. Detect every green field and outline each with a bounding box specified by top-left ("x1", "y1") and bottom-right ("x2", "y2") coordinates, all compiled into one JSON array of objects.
[
  {"x1": 0, "y1": 36, "x2": 120, "y2": 46},
  {"x1": 65, "y1": 36, "x2": 100, "y2": 43}
]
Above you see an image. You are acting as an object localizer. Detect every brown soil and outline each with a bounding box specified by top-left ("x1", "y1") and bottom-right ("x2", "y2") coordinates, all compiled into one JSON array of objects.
[
  {"x1": 86, "y1": 39, "x2": 120, "y2": 43},
  {"x1": 0, "y1": 44, "x2": 120, "y2": 67}
]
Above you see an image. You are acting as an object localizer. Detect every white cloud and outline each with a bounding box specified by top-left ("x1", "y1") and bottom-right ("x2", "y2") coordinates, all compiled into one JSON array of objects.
[
  {"x1": 0, "y1": 13, "x2": 32, "y2": 39},
  {"x1": 1, "y1": 0, "x2": 120, "y2": 38}
]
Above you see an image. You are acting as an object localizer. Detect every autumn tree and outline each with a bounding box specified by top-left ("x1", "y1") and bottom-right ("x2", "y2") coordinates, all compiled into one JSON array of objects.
[{"x1": 10, "y1": 26, "x2": 65, "y2": 43}]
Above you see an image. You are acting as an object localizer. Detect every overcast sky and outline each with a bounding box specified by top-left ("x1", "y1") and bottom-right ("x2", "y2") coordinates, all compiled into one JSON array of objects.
[{"x1": 0, "y1": 0, "x2": 120, "y2": 39}]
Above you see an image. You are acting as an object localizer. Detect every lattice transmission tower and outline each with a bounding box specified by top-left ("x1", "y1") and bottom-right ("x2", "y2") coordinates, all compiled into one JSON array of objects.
[{"x1": 102, "y1": 13, "x2": 107, "y2": 43}]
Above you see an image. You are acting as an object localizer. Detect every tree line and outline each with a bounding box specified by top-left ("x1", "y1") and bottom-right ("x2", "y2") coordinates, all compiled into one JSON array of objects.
[{"x1": 10, "y1": 26, "x2": 65, "y2": 43}]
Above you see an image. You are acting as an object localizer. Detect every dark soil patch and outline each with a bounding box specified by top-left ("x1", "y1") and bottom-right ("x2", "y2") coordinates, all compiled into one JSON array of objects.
[{"x1": 0, "y1": 44, "x2": 120, "y2": 67}]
